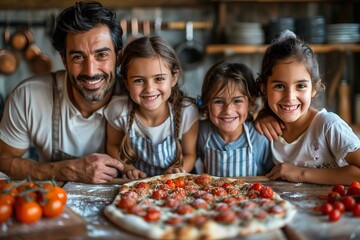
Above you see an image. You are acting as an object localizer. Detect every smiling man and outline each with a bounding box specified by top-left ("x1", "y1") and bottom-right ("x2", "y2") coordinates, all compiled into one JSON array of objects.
[{"x1": 0, "y1": 1, "x2": 124, "y2": 183}]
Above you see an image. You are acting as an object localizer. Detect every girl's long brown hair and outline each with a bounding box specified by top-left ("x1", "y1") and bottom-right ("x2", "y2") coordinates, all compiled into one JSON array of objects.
[{"x1": 119, "y1": 36, "x2": 187, "y2": 168}]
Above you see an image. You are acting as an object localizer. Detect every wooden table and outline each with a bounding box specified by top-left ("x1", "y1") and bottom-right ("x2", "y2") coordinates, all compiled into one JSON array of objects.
[{"x1": 2, "y1": 178, "x2": 360, "y2": 240}]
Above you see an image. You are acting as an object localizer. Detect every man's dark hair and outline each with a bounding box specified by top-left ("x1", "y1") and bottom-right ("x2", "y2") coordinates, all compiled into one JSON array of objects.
[{"x1": 52, "y1": 1, "x2": 123, "y2": 59}]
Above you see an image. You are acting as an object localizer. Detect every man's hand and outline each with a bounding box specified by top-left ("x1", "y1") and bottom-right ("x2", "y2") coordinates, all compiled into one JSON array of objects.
[
  {"x1": 254, "y1": 115, "x2": 285, "y2": 141},
  {"x1": 69, "y1": 153, "x2": 124, "y2": 184}
]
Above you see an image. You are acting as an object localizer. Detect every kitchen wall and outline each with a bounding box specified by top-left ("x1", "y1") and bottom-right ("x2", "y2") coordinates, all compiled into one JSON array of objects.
[{"x1": 0, "y1": 2, "x2": 359, "y2": 123}]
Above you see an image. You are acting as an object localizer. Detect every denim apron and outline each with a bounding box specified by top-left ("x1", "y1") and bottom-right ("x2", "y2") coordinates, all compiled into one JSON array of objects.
[
  {"x1": 51, "y1": 73, "x2": 76, "y2": 161},
  {"x1": 129, "y1": 111, "x2": 176, "y2": 176},
  {"x1": 204, "y1": 123, "x2": 255, "y2": 177}
]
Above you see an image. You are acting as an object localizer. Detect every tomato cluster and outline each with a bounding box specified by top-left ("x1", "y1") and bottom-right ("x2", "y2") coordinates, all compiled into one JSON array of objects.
[
  {"x1": 0, "y1": 179, "x2": 67, "y2": 224},
  {"x1": 320, "y1": 181, "x2": 360, "y2": 222}
]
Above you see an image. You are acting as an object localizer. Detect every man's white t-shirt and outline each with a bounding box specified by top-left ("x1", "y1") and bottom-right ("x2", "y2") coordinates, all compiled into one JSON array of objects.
[{"x1": 0, "y1": 70, "x2": 107, "y2": 162}]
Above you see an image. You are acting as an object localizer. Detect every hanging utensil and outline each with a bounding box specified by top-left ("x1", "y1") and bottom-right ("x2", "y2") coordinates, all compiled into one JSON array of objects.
[
  {"x1": 0, "y1": 27, "x2": 19, "y2": 75},
  {"x1": 175, "y1": 21, "x2": 204, "y2": 70},
  {"x1": 10, "y1": 28, "x2": 33, "y2": 51}
]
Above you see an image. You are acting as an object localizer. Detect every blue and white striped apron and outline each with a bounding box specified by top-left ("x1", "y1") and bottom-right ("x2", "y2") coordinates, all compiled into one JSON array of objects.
[
  {"x1": 129, "y1": 112, "x2": 177, "y2": 177},
  {"x1": 204, "y1": 123, "x2": 255, "y2": 177}
]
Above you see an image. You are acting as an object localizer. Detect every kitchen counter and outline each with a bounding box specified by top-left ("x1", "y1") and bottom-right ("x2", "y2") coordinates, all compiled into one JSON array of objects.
[{"x1": 2, "y1": 178, "x2": 360, "y2": 240}]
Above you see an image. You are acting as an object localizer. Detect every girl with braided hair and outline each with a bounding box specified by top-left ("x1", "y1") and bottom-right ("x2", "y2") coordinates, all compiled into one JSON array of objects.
[{"x1": 105, "y1": 36, "x2": 199, "y2": 179}]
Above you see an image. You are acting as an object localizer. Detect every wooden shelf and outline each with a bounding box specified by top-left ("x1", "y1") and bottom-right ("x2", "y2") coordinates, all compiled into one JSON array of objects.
[
  {"x1": 206, "y1": 43, "x2": 360, "y2": 55},
  {"x1": 210, "y1": 0, "x2": 356, "y2": 2},
  {"x1": 0, "y1": 0, "x2": 205, "y2": 10}
]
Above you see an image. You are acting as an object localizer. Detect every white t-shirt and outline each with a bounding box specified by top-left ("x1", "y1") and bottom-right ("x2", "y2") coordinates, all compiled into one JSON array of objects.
[
  {"x1": 0, "y1": 70, "x2": 108, "y2": 162},
  {"x1": 104, "y1": 95, "x2": 199, "y2": 145},
  {"x1": 272, "y1": 108, "x2": 360, "y2": 168}
]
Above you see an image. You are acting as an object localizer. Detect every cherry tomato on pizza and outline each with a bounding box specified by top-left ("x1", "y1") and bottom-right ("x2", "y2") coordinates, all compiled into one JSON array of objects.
[
  {"x1": 144, "y1": 207, "x2": 161, "y2": 222},
  {"x1": 260, "y1": 186, "x2": 274, "y2": 199}
]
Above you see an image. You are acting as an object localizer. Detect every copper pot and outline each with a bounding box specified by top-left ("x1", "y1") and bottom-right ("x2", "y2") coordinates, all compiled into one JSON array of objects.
[
  {"x1": 29, "y1": 53, "x2": 52, "y2": 75},
  {"x1": 10, "y1": 28, "x2": 33, "y2": 51},
  {"x1": 0, "y1": 27, "x2": 19, "y2": 75},
  {"x1": 0, "y1": 49, "x2": 19, "y2": 75},
  {"x1": 24, "y1": 43, "x2": 41, "y2": 61}
]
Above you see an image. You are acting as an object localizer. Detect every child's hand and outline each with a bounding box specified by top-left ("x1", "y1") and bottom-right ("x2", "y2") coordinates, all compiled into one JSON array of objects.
[
  {"x1": 165, "y1": 167, "x2": 186, "y2": 174},
  {"x1": 122, "y1": 168, "x2": 147, "y2": 180},
  {"x1": 266, "y1": 163, "x2": 303, "y2": 182},
  {"x1": 254, "y1": 115, "x2": 285, "y2": 141}
]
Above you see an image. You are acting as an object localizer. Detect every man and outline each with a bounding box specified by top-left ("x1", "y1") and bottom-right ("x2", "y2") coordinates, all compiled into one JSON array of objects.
[{"x1": 0, "y1": 1, "x2": 124, "y2": 183}]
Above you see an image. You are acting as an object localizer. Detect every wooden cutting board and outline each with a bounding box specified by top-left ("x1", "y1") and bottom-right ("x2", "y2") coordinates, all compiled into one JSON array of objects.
[{"x1": 0, "y1": 206, "x2": 87, "y2": 240}]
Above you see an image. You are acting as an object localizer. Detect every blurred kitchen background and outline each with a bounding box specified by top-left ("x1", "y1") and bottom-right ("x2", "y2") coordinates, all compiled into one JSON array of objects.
[{"x1": 0, "y1": 0, "x2": 359, "y2": 130}]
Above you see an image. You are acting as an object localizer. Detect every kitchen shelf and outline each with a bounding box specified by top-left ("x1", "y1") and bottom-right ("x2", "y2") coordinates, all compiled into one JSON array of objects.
[{"x1": 206, "y1": 43, "x2": 360, "y2": 55}]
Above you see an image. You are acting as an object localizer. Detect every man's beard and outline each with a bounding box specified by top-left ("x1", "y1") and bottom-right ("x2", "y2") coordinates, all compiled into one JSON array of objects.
[{"x1": 70, "y1": 73, "x2": 115, "y2": 102}]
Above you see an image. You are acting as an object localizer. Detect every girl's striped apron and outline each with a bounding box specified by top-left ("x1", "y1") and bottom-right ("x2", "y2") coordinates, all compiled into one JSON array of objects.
[
  {"x1": 129, "y1": 111, "x2": 176, "y2": 177},
  {"x1": 204, "y1": 123, "x2": 255, "y2": 177}
]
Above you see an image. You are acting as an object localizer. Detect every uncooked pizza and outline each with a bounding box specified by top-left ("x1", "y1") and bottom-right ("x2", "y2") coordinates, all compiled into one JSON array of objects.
[{"x1": 104, "y1": 173, "x2": 296, "y2": 239}]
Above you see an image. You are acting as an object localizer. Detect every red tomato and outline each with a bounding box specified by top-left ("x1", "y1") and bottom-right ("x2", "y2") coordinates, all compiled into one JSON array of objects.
[
  {"x1": 164, "y1": 179, "x2": 176, "y2": 189},
  {"x1": 352, "y1": 204, "x2": 360, "y2": 217},
  {"x1": 321, "y1": 203, "x2": 333, "y2": 215},
  {"x1": 166, "y1": 216, "x2": 183, "y2": 225},
  {"x1": 152, "y1": 189, "x2": 167, "y2": 200},
  {"x1": 118, "y1": 197, "x2": 137, "y2": 209},
  {"x1": 15, "y1": 201, "x2": 42, "y2": 224},
  {"x1": 136, "y1": 182, "x2": 151, "y2": 189},
  {"x1": 42, "y1": 198, "x2": 64, "y2": 218},
  {"x1": 346, "y1": 186, "x2": 360, "y2": 196},
  {"x1": 0, "y1": 202, "x2": 12, "y2": 223},
  {"x1": 221, "y1": 183, "x2": 233, "y2": 189},
  {"x1": 333, "y1": 202, "x2": 345, "y2": 213},
  {"x1": 1, "y1": 183, "x2": 19, "y2": 197},
  {"x1": 52, "y1": 187, "x2": 67, "y2": 206},
  {"x1": 260, "y1": 186, "x2": 274, "y2": 199},
  {"x1": 342, "y1": 196, "x2": 356, "y2": 211},
  {"x1": 144, "y1": 207, "x2": 161, "y2": 222},
  {"x1": 177, "y1": 204, "x2": 193, "y2": 215},
  {"x1": 328, "y1": 209, "x2": 342, "y2": 222},
  {"x1": 195, "y1": 174, "x2": 212, "y2": 185},
  {"x1": 214, "y1": 210, "x2": 236, "y2": 223},
  {"x1": 332, "y1": 184, "x2": 346, "y2": 196},
  {"x1": 174, "y1": 178, "x2": 185, "y2": 188},
  {"x1": 251, "y1": 183, "x2": 263, "y2": 191},
  {"x1": 0, "y1": 194, "x2": 15, "y2": 206},
  {"x1": 350, "y1": 181, "x2": 360, "y2": 188},
  {"x1": 327, "y1": 192, "x2": 341, "y2": 204}
]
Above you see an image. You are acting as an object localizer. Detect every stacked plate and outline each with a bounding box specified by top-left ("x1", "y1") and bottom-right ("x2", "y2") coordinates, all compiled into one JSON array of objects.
[
  {"x1": 225, "y1": 22, "x2": 265, "y2": 45},
  {"x1": 326, "y1": 23, "x2": 360, "y2": 43},
  {"x1": 295, "y1": 16, "x2": 326, "y2": 43},
  {"x1": 266, "y1": 17, "x2": 295, "y2": 43}
]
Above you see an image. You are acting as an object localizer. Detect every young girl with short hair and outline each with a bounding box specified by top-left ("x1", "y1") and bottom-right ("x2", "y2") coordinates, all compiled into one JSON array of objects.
[{"x1": 197, "y1": 60, "x2": 273, "y2": 177}]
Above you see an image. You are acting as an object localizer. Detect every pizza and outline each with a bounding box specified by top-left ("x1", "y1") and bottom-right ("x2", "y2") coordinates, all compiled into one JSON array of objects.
[{"x1": 104, "y1": 173, "x2": 296, "y2": 239}]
